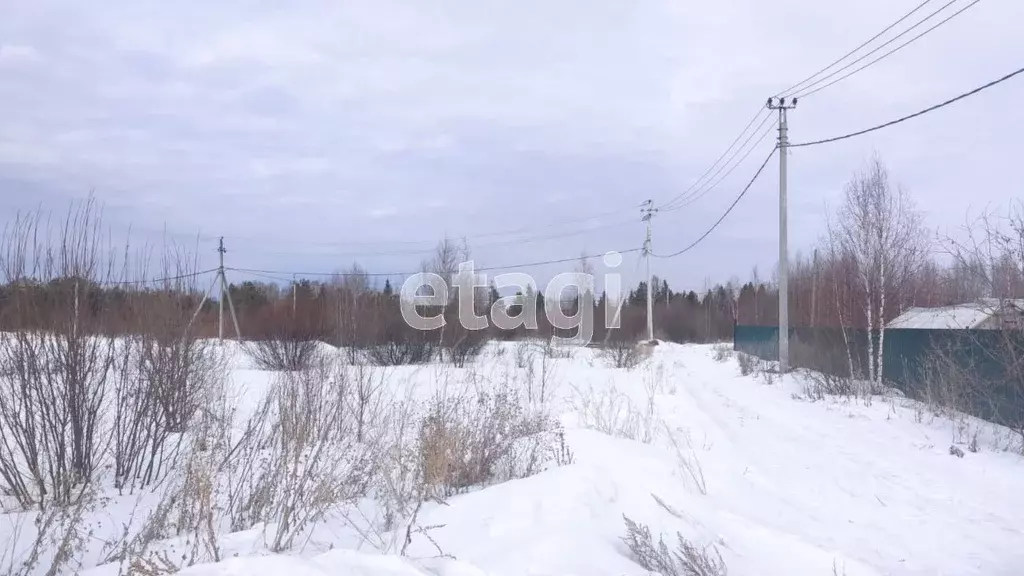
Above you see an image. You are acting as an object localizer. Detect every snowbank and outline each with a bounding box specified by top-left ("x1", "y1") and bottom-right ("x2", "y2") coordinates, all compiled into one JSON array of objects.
[{"x1": 9, "y1": 341, "x2": 1024, "y2": 575}]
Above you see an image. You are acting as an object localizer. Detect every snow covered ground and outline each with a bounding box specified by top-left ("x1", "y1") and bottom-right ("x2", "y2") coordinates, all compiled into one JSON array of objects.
[{"x1": 6, "y1": 341, "x2": 1024, "y2": 575}]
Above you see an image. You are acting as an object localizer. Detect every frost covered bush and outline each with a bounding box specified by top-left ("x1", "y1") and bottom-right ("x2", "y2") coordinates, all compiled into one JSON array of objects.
[
  {"x1": 621, "y1": 515, "x2": 727, "y2": 576},
  {"x1": 736, "y1": 352, "x2": 756, "y2": 376},
  {"x1": 711, "y1": 343, "x2": 732, "y2": 363}
]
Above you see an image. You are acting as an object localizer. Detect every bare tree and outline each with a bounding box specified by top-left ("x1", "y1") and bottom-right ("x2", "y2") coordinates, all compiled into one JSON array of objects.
[
  {"x1": 943, "y1": 203, "x2": 1024, "y2": 448},
  {"x1": 828, "y1": 156, "x2": 927, "y2": 386}
]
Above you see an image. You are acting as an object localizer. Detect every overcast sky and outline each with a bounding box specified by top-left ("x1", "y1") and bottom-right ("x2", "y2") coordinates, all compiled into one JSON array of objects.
[{"x1": 1, "y1": 0, "x2": 1021, "y2": 292}]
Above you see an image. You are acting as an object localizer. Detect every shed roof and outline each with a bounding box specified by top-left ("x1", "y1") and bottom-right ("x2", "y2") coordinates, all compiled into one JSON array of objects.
[{"x1": 887, "y1": 299, "x2": 1024, "y2": 330}]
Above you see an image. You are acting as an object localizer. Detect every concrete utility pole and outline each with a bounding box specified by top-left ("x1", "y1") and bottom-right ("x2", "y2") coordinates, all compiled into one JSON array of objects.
[
  {"x1": 641, "y1": 199, "x2": 658, "y2": 342},
  {"x1": 215, "y1": 237, "x2": 242, "y2": 343},
  {"x1": 767, "y1": 96, "x2": 797, "y2": 373},
  {"x1": 218, "y1": 237, "x2": 226, "y2": 341},
  {"x1": 811, "y1": 248, "x2": 819, "y2": 327},
  {"x1": 187, "y1": 237, "x2": 241, "y2": 341}
]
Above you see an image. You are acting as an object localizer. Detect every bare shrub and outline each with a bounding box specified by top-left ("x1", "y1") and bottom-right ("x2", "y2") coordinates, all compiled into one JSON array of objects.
[
  {"x1": 110, "y1": 332, "x2": 222, "y2": 494},
  {"x1": 789, "y1": 337, "x2": 856, "y2": 400},
  {"x1": 349, "y1": 363, "x2": 388, "y2": 443},
  {"x1": 523, "y1": 347, "x2": 558, "y2": 406},
  {"x1": 542, "y1": 339, "x2": 574, "y2": 360},
  {"x1": 358, "y1": 397, "x2": 423, "y2": 542},
  {"x1": 599, "y1": 335, "x2": 649, "y2": 370},
  {"x1": 711, "y1": 344, "x2": 732, "y2": 363},
  {"x1": 736, "y1": 353, "x2": 756, "y2": 376},
  {"x1": 757, "y1": 367, "x2": 777, "y2": 386},
  {"x1": 571, "y1": 383, "x2": 656, "y2": 443},
  {"x1": 439, "y1": 328, "x2": 487, "y2": 368},
  {"x1": 0, "y1": 199, "x2": 121, "y2": 509},
  {"x1": 220, "y1": 353, "x2": 376, "y2": 551},
  {"x1": 663, "y1": 423, "x2": 706, "y2": 496},
  {"x1": 621, "y1": 515, "x2": 727, "y2": 576},
  {"x1": 1, "y1": 483, "x2": 101, "y2": 576},
  {"x1": 243, "y1": 308, "x2": 326, "y2": 371},
  {"x1": 245, "y1": 337, "x2": 321, "y2": 372},
  {"x1": 918, "y1": 344, "x2": 974, "y2": 418},
  {"x1": 418, "y1": 385, "x2": 555, "y2": 499},
  {"x1": 801, "y1": 369, "x2": 854, "y2": 400},
  {"x1": 367, "y1": 338, "x2": 436, "y2": 366},
  {"x1": 514, "y1": 341, "x2": 535, "y2": 369},
  {"x1": 107, "y1": 249, "x2": 222, "y2": 494}
]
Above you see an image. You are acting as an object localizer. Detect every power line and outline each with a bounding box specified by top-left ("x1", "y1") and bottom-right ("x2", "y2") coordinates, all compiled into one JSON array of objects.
[
  {"x1": 792, "y1": 0, "x2": 978, "y2": 100},
  {"x1": 795, "y1": 0, "x2": 981, "y2": 99},
  {"x1": 219, "y1": 204, "x2": 642, "y2": 250},
  {"x1": 776, "y1": 0, "x2": 937, "y2": 98},
  {"x1": 227, "y1": 247, "x2": 643, "y2": 280},
  {"x1": 231, "y1": 269, "x2": 296, "y2": 285},
  {"x1": 663, "y1": 116, "x2": 778, "y2": 211},
  {"x1": 660, "y1": 108, "x2": 769, "y2": 211},
  {"x1": 790, "y1": 64, "x2": 1024, "y2": 148},
  {"x1": 664, "y1": 0, "x2": 976, "y2": 211},
  {"x1": 653, "y1": 146, "x2": 778, "y2": 259},
  {"x1": 477, "y1": 248, "x2": 642, "y2": 273},
  {"x1": 230, "y1": 266, "x2": 411, "y2": 279},
  {"x1": 229, "y1": 218, "x2": 637, "y2": 259},
  {"x1": 99, "y1": 268, "x2": 219, "y2": 287}
]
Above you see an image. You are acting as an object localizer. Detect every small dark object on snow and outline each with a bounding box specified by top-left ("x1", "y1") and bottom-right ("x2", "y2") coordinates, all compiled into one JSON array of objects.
[{"x1": 949, "y1": 445, "x2": 964, "y2": 458}]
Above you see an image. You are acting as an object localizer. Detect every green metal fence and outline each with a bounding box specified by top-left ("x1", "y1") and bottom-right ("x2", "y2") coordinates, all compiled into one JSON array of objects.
[{"x1": 733, "y1": 325, "x2": 1024, "y2": 429}]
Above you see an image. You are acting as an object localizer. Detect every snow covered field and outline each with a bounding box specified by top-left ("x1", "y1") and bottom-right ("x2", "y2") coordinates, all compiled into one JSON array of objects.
[{"x1": 4, "y1": 341, "x2": 1024, "y2": 575}]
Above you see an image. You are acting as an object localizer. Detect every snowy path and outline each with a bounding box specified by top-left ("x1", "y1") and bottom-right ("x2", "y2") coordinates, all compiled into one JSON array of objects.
[
  {"x1": 656, "y1": 347, "x2": 1024, "y2": 575},
  {"x1": 400, "y1": 345, "x2": 1024, "y2": 576}
]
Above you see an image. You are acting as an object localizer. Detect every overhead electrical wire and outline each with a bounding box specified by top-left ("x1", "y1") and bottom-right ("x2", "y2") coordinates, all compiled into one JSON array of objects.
[
  {"x1": 98, "y1": 268, "x2": 219, "y2": 287},
  {"x1": 662, "y1": 111, "x2": 775, "y2": 211},
  {"x1": 658, "y1": 0, "x2": 980, "y2": 214},
  {"x1": 776, "y1": 0, "x2": 937, "y2": 98},
  {"x1": 790, "y1": 64, "x2": 1023, "y2": 148},
  {"x1": 218, "y1": 203, "x2": 644, "y2": 250},
  {"x1": 227, "y1": 246, "x2": 643, "y2": 280},
  {"x1": 662, "y1": 116, "x2": 778, "y2": 212},
  {"x1": 653, "y1": 147, "x2": 778, "y2": 259},
  {"x1": 793, "y1": 0, "x2": 982, "y2": 100},
  {"x1": 229, "y1": 218, "x2": 638, "y2": 259},
  {"x1": 659, "y1": 107, "x2": 770, "y2": 211}
]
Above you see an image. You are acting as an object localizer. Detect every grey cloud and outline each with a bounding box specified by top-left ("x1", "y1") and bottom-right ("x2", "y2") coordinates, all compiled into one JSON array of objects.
[{"x1": 0, "y1": 0, "x2": 1021, "y2": 288}]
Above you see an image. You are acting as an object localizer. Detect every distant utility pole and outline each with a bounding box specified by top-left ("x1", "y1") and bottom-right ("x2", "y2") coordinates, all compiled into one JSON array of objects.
[
  {"x1": 811, "y1": 248, "x2": 819, "y2": 328},
  {"x1": 642, "y1": 199, "x2": 659, "y2": 342},
  {"x1": 767, "y1": 96, "x2": 797, "y2": 373},
  {"x1": 190, "y1": 237, "x2": 242, "y2": 342}
]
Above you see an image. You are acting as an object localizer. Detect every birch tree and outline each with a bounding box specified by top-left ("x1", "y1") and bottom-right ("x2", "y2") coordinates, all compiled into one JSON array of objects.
[{"x1": 829, "y1": 156, "x2": 926, "y2": 386}]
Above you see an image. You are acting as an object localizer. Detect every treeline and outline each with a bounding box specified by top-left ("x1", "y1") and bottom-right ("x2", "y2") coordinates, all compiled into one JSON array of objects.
[
  {"x1": 5, "y1": 156, "x2": 1021, "y2": 350},
  {"x1": 0, "y1": 199, "x2": 740, "y2": 345},
  {"x1": 0, "y1": 271, "x2": 741, "y2": 346},
  {"x1": 737, "y1": 157, "x2": 1024, "y2": 336}
]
